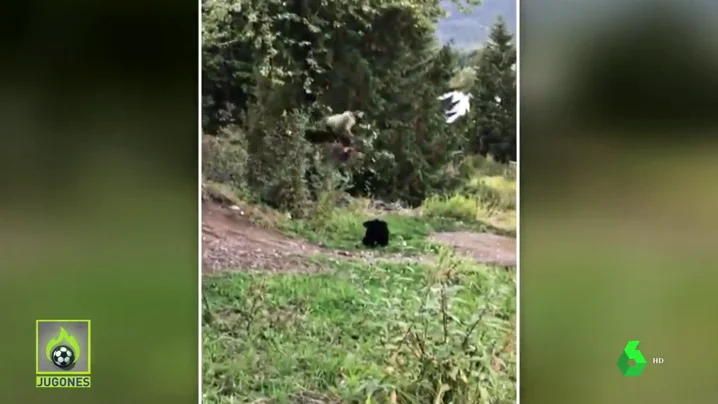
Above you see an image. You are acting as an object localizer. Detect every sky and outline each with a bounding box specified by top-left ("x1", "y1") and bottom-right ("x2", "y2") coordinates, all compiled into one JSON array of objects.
[{"x1": 437, "y1": 0, "x2": 517, "y2": 49}]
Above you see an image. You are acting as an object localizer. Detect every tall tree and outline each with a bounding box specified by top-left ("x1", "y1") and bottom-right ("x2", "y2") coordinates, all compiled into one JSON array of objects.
[
  {"x1": 202, "y1": 0, "x2": 480, "y2": 207},
  {"x1": 472, "y1": 16, "x2": 516, "y2": 162}
]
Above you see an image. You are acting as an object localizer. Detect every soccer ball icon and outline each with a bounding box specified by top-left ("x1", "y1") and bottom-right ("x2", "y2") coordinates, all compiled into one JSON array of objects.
[{"x1": 51, "y1": 345, "x2": 75, "y2": 368}]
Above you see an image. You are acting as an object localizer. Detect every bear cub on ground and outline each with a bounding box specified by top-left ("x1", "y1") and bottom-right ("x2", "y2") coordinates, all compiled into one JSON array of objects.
[{"x1": 362, "y1": 219, "x2": 389, "y2": 248}]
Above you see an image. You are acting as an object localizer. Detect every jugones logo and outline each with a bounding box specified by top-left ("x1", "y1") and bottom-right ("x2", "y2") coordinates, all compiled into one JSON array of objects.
[{"x1": 35, "y1": 320, "x2": 92, "y2": 388}]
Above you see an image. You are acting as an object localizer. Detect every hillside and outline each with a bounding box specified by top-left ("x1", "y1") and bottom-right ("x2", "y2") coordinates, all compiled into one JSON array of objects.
[
  {"x1": 437, "y1": 0, "x2": 516, "y2": 49},
  {"x1": 202, "y1": 0, "x2": 518, "y2": 400}
]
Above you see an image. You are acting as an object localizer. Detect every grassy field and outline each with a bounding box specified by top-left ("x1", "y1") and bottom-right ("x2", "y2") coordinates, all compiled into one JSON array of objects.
[
  {"x1": 280, "y1": 205, "x2": 512, "y2": 255},
  {"x1": 202, "y1": 156, "x2": 517, "y2": 403},
  {"x1": 203, "y1": 252, "x2": 516, "y2": 403}
]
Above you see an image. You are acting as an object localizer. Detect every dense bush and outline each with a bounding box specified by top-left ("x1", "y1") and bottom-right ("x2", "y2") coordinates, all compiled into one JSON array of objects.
[
  {"x1": 202, "y1": 0, "x2": 515, "y2": 211},
  {"x1": 202, "y1": 126, "x2": 248, "y2": 192}
]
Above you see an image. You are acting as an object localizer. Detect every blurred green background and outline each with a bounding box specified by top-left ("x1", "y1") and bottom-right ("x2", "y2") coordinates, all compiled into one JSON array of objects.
[
  {"x1": 521, "y1": 0, "x2": 718, "y2": 402},
  {"x1": 3, "y1": 0, "x2": 718, "y2": 402},
  {"x1": 0, "y1": 1, "x2": 198, "y2": 403}
]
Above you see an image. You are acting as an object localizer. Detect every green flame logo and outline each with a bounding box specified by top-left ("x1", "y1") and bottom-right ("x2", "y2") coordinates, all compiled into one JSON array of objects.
[{"x1": 45, "y1": 327, "x2": 81, "y2": 362}]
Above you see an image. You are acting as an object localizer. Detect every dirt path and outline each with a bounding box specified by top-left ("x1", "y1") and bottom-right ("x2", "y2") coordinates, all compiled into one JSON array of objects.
[
  {"x1": 202, "y1": 202, "x2": 326, "y2": 273},
  {"x1": 431, "y1": 232, "x2": 516, "y2": 267},
  {"x1": 202, "y1": 202, "x2": 516, "y2": 273}
]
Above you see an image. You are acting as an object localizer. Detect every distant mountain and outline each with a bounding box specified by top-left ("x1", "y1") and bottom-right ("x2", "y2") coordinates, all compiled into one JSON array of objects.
[{"x1": 436, "y1": 0, "x2": 516, "y2": 49}]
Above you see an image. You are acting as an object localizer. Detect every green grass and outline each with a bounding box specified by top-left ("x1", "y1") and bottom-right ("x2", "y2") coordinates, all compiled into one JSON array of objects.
[
  {"x1": 281, "y1": 210, "x2": 439, "y2": 253},
  {"x1": 422, "y1": 194, "x2": 483, "y2": 223},
  {"x1": 420, "y1": 156, "x2": 517, "y2": 234},
  {"x1": 202, "y1": 154, "x2": 517, "y2": 402},
  {"x1": 279, "y1": 207, "x2": 511, "y2": 255},
  {"x1": 203, "y1": 252, "x2": 516, "y2": 403}
]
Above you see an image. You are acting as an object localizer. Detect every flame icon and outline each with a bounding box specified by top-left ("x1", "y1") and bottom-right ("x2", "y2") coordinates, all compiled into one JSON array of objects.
[{"x1": 45, "y1": 327, "x2": 81, "y2": 362}]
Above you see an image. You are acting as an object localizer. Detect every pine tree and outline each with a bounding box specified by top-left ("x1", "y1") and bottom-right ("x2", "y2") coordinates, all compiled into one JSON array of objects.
[{"x1": 472, "y1": 16, "x2": 516, "y2": 162}]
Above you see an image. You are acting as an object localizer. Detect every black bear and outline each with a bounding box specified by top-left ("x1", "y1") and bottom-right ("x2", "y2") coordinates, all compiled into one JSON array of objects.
[{"x1": 362, "y1": 219, "x2": 389, "y2": 248}]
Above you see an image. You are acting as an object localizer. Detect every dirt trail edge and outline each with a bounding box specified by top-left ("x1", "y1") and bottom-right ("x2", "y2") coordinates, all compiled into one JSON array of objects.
[
  {"x1": 430, "y1": 232, "x2": 516, "y2": 267},
  {"x1": 202, "y1": 202, "x2": 516, "y2": 273}
]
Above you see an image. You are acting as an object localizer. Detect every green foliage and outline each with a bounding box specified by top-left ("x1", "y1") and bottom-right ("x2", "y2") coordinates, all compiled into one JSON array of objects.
[
  {"x1": 202, "y1": 0, "x2": 501, "y2": 209},
  {"x1": 202, "y1": 5, "x2": 517, "y2": 401},
  {"x1": 459, "y1": 155, "x2": 516, "y2": 210},
  {"x1": 423, "y1": 154, "x2": 516, "y2": 216},
  {"x1": 203, "y1": 250, "x2": 515, "y2": 403},
  {"x1": 470, "y1": 17, "x2": 516, "y2": 163},
  {"x1": 422, "y1": 194, "x2": 482, "y2": 222},
  {"x1": 456, "y1": 47, "x2": 483, "y2": 67},
  {"x1": 279, "y1": 200, "x2": 507, "y2": 253},
  {"x1": 282, "y1": 207, "x2": 443, "y2": 253},
  {"x1": 202, "y1": 126, "x2": 249, "y2": 192},
  {"x1": 449, "y1": 66, "x2": 478, "y2": 91}
]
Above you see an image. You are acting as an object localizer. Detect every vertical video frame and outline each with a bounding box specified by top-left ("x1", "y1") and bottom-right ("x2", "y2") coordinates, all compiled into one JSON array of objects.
[{"x1": 201, "y1": 0, "x2": 517, "y2": 401}]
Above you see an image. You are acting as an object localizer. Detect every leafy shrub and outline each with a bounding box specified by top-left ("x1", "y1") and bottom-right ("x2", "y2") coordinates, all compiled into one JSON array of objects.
[
  {"x1": 422, "y1": 194, "x2": 481, "y2": 222},
  {"x1": 202, "y1": 126, "x2": 248, "y2": 192},
  {"x1": 379, "y1": 249, "x2": 516, "y2": 402},
  {"x1": 464, "y1": 176, "x2": 515, "y2": 212},
  {"x1": 246, "y1": 108, "x2": 313, "y2": 216},
  {"x1": 422, "y1": 155, "x2": 516, "y2": 221}
]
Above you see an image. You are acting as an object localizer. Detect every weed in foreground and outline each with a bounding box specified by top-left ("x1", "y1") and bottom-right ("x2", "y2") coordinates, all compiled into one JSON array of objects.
[{"x1": 202, "y1": 249, "x2": 516, "y2": 403}]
